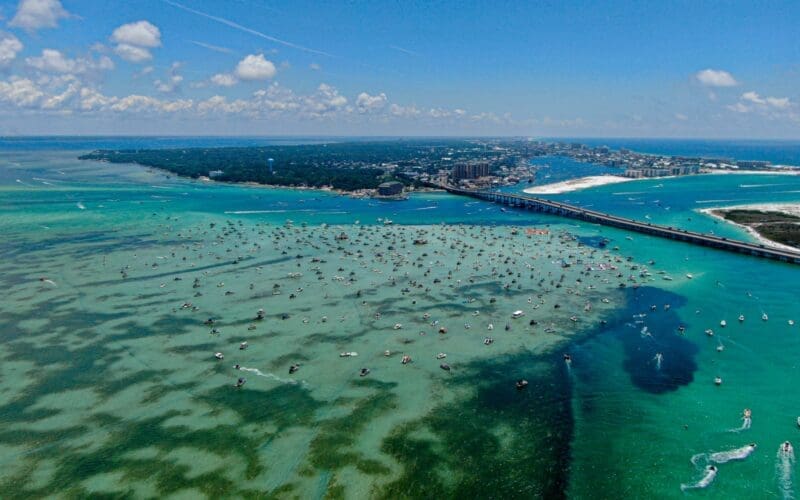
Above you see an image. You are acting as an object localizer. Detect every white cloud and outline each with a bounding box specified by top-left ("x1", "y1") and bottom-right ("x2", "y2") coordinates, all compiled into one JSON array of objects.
[
  {"x1": 674, "y1": 113, "x2": 688, "y2": 121},
  {"x1": 765, "y1": 96, "x2": 791, "y2": 109},
  {"x1": 234, "y1": 54, "x2": 276, "y2": 80},
  {"x1": 9, "y1": 0, "x2": 70, "y2": 31},
  {"x1": 111, "y1": 21, "x2": 162, "y2": 48},
  {"x1": 389, "y1": 103, "x2": 421, "y2": 118},
  {"x1": 108, "y1": 94, "x2": 192, "y2": 113},
  {"x1": 309, "y1": 63, "x2": 321, "y2": 71},
  {"x1": 0, "y1": 32, "x2": 23, "y2": 67},
  {"x1": 111, "y1": 21, "x2": 161, "y2": 63},
  {"x1": 154, "y1": 62, "x2": 183, "y2": 93},
  {"x1": 114, "y1": 44, "x2": 153, "y2": 63},
  {"x1": 695, "y1": 69, "x2": 738, "y2": 87},
  {"x1": 197, "y1": 95, "x2": 249, "y2": 114},
  {"x1": 210, "y1": 73, "x2": 237, "y2": 87},
  {"x1": 355, "y1": 92, "x2": 387, "y2": 113},
  {"x1": 741, "y1": 91, "x2": 764, "y2": 105},
  {"x1": 0, "y1": 76, "x2": 45, "y2": 107},
  {"x1": 726, "y1": 102, "x2": 751, "y2": 113},
  {"x1": 729, "y1": 91, "x2": 793, "y2": 114},
  {"x1": 26, "y1": 49, "x2": 114, "y2": 74}
]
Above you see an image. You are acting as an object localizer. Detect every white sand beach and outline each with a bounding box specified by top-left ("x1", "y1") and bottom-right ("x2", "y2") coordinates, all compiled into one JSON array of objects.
[{"x1": 524, "y1": 175, "x2": 634, "y2": 194}]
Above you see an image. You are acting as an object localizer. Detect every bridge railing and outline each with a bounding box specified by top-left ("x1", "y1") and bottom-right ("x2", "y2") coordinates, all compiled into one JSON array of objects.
[{"x1": 427, "y1": 182, "x2": 800, "y2": 263}]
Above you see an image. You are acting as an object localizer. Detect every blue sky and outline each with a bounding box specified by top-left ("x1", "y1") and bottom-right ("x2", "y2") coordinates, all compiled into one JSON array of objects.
[{"x1": 0, "y1": 0, "x2": 798, "y2": 137}]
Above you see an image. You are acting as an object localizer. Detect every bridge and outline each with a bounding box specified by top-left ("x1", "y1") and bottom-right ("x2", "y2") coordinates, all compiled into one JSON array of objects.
[{"x1": 432, "y1": 183, "x2": 800, "y2": 265}]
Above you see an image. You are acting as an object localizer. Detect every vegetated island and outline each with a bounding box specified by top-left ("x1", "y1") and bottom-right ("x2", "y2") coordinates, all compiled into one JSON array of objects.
[
  {"x1": 705, "y1": 206, "x2": 800, "y2": 250},
  {"x1": 78, "y1": 139, "x2": 524, "y2": 195}
]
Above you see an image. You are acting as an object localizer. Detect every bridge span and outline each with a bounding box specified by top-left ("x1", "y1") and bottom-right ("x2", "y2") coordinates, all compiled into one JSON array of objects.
[{"x1": 433, "y1": 183, "x2": 800, "y2": 265}]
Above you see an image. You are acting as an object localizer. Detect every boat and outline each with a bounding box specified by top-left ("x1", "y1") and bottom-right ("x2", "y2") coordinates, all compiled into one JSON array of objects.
[
  {"x1": 797, "y1": 417, "x2": 800, "y2": 428},
  {"x1": 515, "y1": 379, "x2": 528, "y2": 390},
  {"x1": 705, "y1": 329, "x2": 714, "y2": 336},
  {"x1": 214, "y1": 352, "x2": 224, "y2": 360},
  {"x1": 511, "y1": 310, "x2": 525, "y2": 319},
  {"x1": 686, "y1": 273, "x2": 693, "y2": 279},
  {"x1": 401, "y1": 355, "x2": 411, "y2": 365},
  {"x1": 762, "y1": 313, "x2": 769, "y2": 321},
  {"x1": 436, "y1": 353, "x2": 447, "y2": 359},
  {"x1": 738, "y1": 315, "x2": 745, "y2": 322},
  {"x1": 720, "y1": 320, "x2": 727, "y2": 327},
  {"x1": 714, "y1": 377, "x2": 722, "y2": 385},
  {"x1": 789, "y1": 320, "x2": 795, "y2": 326},
  {"x1": 339, "y1": 351, "x2": 358, "y2": 357}
]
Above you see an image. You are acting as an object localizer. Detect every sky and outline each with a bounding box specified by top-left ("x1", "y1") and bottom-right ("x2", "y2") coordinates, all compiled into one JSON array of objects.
[{"x1": 0, "y1": 0, "x2": 798, "y2": 137}]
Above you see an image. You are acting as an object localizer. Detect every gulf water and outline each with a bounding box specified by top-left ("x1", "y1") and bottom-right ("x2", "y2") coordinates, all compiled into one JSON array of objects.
[{"x1": 1, "y1": 138, "x2": 799, "y2": 498}]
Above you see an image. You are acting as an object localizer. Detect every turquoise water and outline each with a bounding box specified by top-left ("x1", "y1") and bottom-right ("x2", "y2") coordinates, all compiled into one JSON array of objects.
[{"x1": 2, "y1": 140, "x2": 800, "y2": 498}]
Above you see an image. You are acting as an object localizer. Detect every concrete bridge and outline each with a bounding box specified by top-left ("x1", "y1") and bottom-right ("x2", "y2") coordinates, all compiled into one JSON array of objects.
[{"x1": 433, "y1": 183, "x2": 800, "y2": 265}]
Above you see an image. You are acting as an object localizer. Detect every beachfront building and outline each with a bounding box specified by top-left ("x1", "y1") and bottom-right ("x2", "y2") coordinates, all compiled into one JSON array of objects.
[
  {"x1": 452, "y1": 162, "x2": 490, "y2": 180},
  {"x1": 377, "y1": 181, "x2": 404, "y2": 196}
]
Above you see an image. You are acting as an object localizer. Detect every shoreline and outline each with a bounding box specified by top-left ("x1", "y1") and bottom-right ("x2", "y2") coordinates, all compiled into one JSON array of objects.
[
  {"x1": 698, "y1": 203, "x2": 800, "y2": 252},
  {"x1": 523, "y1": 175, "x2": 635, "y2": 194}
]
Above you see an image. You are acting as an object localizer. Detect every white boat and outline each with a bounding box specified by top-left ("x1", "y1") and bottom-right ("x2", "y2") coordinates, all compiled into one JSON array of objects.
[
  {"x1": 511, "y1": 310, "x2": 525, "y2": 319},
  {"x1": 436, "y1": 353, "x2": 447, "y2": 359},
  {"x1": 790, "y1": 320, "x2": 795, "y2": 326},
  {"x1": 738, "y1": 315, "x2": 744, "y2": 322},
  {"x1": 214, "y1": 352, "x2": 224, "y2": 360},
  {"x1": 720, "y1": 320, "x2": 727, "y2": 327},
  {"x1": 762, "y1": 313, "x2": 769, "y2": 321},
  {"x1": 686, "y1": 273, "x2": 693, "y2": 279},
  {"x1": 705, "y1": 329, "x2": 714, "y2": 336}
]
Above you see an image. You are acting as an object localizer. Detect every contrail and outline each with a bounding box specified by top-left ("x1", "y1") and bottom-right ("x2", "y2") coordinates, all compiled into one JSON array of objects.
[
  {"x1": 190, "y1": 40, "x2": 235, "y2": 54},
  {"x1": 162, "y1": 0, "x2": 333, "y2": 57}
]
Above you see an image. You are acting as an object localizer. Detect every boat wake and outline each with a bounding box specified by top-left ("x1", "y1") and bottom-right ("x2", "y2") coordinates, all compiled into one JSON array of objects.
[
  {"x1": 777, "y1": 443, "x2": 795, "y2": 499},
  {"x1": 681, "y1": 465, "x2": 718, "y2": 491},
  {"x1": 708, "y1": 444, "x2": 757, "y2": 463},
  {"x1": 238, "y1": 366, "x2": 309, "y2": 387},
  {"x1": 730, "y1": 417, "x2": 752, "y2": 433}
]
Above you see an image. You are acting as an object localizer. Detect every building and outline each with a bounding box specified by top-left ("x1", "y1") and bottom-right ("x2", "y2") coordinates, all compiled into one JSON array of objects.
[
  {"x1": 267, "y1": 158, "x2": 275, "y2": 174},
  {"x1": 452, "y1": 162, "x2": 490, "y2": 180},
  {"x1": 736, "y1": 160, "x2": 772, "y2": 169},
  {"x1": 377, "y1": 181, "x2": 404, "y2": 196},
  {"x1": 208, "y1": 170, "x2": 224, "y2": 178}
]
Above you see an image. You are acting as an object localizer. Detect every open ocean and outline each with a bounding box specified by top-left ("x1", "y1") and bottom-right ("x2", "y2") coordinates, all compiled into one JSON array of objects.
[{"x1": 1, "y1": 137, "x2": 800, "y2": 498}]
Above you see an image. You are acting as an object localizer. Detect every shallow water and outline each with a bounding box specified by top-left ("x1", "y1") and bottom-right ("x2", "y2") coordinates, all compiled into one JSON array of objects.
[{"x1": 1, "y1": 143, "x2": 800, "y2": 498}]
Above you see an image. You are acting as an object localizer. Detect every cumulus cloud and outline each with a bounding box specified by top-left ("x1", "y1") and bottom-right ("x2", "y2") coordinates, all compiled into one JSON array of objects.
[
  {"x1": 234, "y1": 53, "x2": 276, "y2": 80},
  {"x1": 0, "y1": 76, "x2": 45, "y2": 107},
  {"x1": 209, "y1": 73, "x2": 237, "y2": 87},
  {"x1": 0, "y1": 32, "x2": 23, "y2": 67},
  {"x1": 389, "y1": 103, "x2": 421, "y2": 118},
  {"x1": 26, "y1": 49, "x2": 114, "y2": 74},
  {"x1": 111, "y1": 21, "x2": 162, "y2": 48},
  {"x1": 154, "y1": 62, "x2": 183, "y2": 93},
  {"x1": 114, "y1": 44, "x2": 153, "y2": 63},
  {"x1": 695, "y1": 69, "x2": 737, "y2": 87},
  {"x1": 9, "y1": 0, "x2": 70, "y2": 31},
  {"x1": 0, "y1": 73, "x2": 501, "y2": 127},
  {"x1": 111, "y1": 21, "x2": 161, "y2": 63},
  {"x1": 741, "y1": 91, "x2": 791, "y2": 110},
  {"x1": 355, "y1": 92, "x2": 387, "y2": 113}
]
